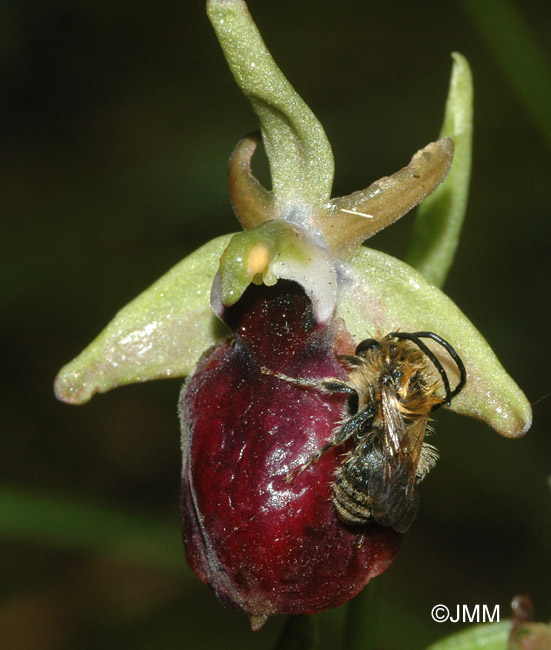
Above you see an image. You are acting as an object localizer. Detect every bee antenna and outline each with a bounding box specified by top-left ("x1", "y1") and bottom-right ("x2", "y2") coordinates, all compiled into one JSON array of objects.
[{"x1": 387, "y1": 331, "x2": 467, "y2": 410}]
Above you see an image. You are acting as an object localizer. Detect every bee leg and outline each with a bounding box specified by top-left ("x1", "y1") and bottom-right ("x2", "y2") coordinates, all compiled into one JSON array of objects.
[
  {"x1": 286, "y1": 438, "x2": 337, "y2": 483},
  {"x1": 260, "y1": 366, "x2": 364, "y2": 481},
  {"x1": 260, "y1": 367, "x2": 320, "y2": 388},
  {"x1": 261, "y1": 366, "x2": 357, "y2": 394},
  {"x1": 337, "y1": 354, "x2": 364, "y2": 368},
  {"x1": 261, "y1": 367, "x2": 359, "y2": 405},
  {"x1": 287, "y1": 400, "x2": 376, "y2": 484},
  {"x1": 261, "y1": 367, "x2": 350, "y2": 392},
  {"x1": 317, "y1": 380, "x2": 357, "y2": 396},
  {"x1": 304, "y1": 380, "x2": 362, "y2": 463},
  {"x1": 333, "y1": 405, "x2": 376, "y2": 445}
]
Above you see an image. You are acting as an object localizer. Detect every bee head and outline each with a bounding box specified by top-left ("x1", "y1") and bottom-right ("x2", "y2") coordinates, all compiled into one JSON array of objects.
[
  {"x1": 355, "y1": 338, "x2": 380, "y2": 357},
  {"x1": 386, "y1": 331, "x2": 467, "y2": 409}
]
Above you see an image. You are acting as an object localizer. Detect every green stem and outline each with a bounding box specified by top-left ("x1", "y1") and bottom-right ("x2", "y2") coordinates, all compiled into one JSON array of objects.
[
  {"x1": 344, "y1": 580, "x2": 379, "y2": 650},
  {"x1": 273, "y1": 615, "x2": 319, "y2": 650}
]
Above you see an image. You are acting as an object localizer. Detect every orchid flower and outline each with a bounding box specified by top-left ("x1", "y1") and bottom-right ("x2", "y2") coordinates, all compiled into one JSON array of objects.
[{"x1": 55, "y1": 0, "x2": 531, "y2": 630}]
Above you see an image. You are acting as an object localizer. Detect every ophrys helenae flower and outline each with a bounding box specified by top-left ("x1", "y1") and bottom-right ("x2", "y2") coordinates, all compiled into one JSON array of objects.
[{"x1": 55, "y1": 0, "x2": 531, "y2": 629}]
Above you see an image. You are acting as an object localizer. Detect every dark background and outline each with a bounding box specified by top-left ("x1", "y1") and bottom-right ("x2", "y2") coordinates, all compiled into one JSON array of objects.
[{"x1": 2, "y1": 1, "x2": 550, "y2": 648}]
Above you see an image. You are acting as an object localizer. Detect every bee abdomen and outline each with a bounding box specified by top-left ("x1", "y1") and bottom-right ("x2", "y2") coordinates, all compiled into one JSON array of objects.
[{"x1": 332, "y1": 470, "x2": 374, "y2": 525}]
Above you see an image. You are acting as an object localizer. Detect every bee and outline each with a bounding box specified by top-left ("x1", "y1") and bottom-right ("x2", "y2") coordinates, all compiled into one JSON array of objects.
[{"x1": 262, "y1": 331, "x2": 466, "y2": 533}]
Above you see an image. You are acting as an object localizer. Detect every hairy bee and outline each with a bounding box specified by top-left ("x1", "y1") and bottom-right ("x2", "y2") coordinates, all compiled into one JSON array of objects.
[{"x1": 262, "y1": 331, "x2": 466, "y2": 533}]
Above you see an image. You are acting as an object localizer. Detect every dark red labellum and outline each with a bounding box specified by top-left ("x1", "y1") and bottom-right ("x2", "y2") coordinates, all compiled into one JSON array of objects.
[{"x1": 180, "y1": 281, "x2": 401, "y2": 628}]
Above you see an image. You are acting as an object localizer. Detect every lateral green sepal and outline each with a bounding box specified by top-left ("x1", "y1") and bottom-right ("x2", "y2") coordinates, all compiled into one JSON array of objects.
[
  {"x1": 55, "y1": 234, "x2": 233, "y2": 404},
  {"x1": 338, "y1": 248, "x2": 532, "y2": 438}
]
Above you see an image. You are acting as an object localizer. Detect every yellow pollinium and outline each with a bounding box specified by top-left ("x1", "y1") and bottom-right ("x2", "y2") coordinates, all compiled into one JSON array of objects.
[{"x1": 247, "y1": 244, "x2": 271, "y2": 284}]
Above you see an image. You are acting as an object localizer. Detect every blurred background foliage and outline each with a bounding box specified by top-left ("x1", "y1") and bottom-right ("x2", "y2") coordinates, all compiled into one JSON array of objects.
[{"x1": 1, "y1": 0, "x2": 550, "y2": 648}]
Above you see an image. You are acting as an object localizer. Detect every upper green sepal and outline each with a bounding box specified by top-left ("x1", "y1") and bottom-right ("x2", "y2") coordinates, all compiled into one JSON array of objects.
[
  {"x1": 207, "y1": 0, "x2": 334, "y2": 214},
  {"x1": 207, "y1": 0, "x2": 454, "y2": 258},
  {"x1": 54, "y1": 234, "x2": 232, "y2": 405},
  {"x1": 339, "y1": 248, "x2": 532, "y2": 438}
]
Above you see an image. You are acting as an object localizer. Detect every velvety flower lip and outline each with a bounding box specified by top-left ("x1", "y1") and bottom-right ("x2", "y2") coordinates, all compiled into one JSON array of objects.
[{"x1": 180, "y1": 280, "x2": 402, "y2": 628}]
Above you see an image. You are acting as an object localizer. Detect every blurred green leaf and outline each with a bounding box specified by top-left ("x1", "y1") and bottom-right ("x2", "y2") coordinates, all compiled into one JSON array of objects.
[
  {"x1": 0, "y1": 487, "x2": 186, "y2": 572},
  {"x1": 463, "y1": 0, "x2": 551, "y2": 151},
  {"x1": 425, "y1": 621, "x2": 511, "y2": 650}
]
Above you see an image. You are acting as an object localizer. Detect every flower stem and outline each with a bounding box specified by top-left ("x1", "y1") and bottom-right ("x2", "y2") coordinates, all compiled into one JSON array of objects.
[
  {"x1": 343, "y1": 580, "x2": 379, "y2": 650},
  {"x1": 273, "y1": 615, "x2": 319, "y2": 650}
]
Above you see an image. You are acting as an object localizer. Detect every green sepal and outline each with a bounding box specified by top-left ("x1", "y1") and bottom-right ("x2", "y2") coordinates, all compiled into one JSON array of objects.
[
  {"x1": 406, "y1": 53, "x2": 473, "y2": 287},
  {"x1": 338, "y1": 248, "x2": 532, "y2": 438},
  {"x1": 213, "y1": 220, "x2": 337, "y2": 324},
  {"x1": 54, "y1": 234, "x2": 233, "y2": 405},
  {"x1": 207, "y1": 0, "x2": 334, "y2": 213}
]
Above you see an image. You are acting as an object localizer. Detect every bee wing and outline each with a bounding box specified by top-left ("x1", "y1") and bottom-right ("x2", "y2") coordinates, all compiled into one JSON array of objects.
[
  {"x1": 379, "y1": 384, "x2": 406, "y2": 463},
  {"x1": 381, "y1": 383, "x2": 429, "y2": 494},
  {"x1": 370, "y1": 384, "x2": 429, "y2": 527},
  {"x1": 399, "y1": 413, "x2": 431, "y2": 497}
]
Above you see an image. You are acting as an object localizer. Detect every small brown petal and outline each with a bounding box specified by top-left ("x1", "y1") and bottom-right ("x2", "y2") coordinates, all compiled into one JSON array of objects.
[
  {"x1": 228, "y1": 133, "x2": 280, "y2": 229},
  {"x1": 313, "y1": 138, "x2": 454, "y2": 257}
]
